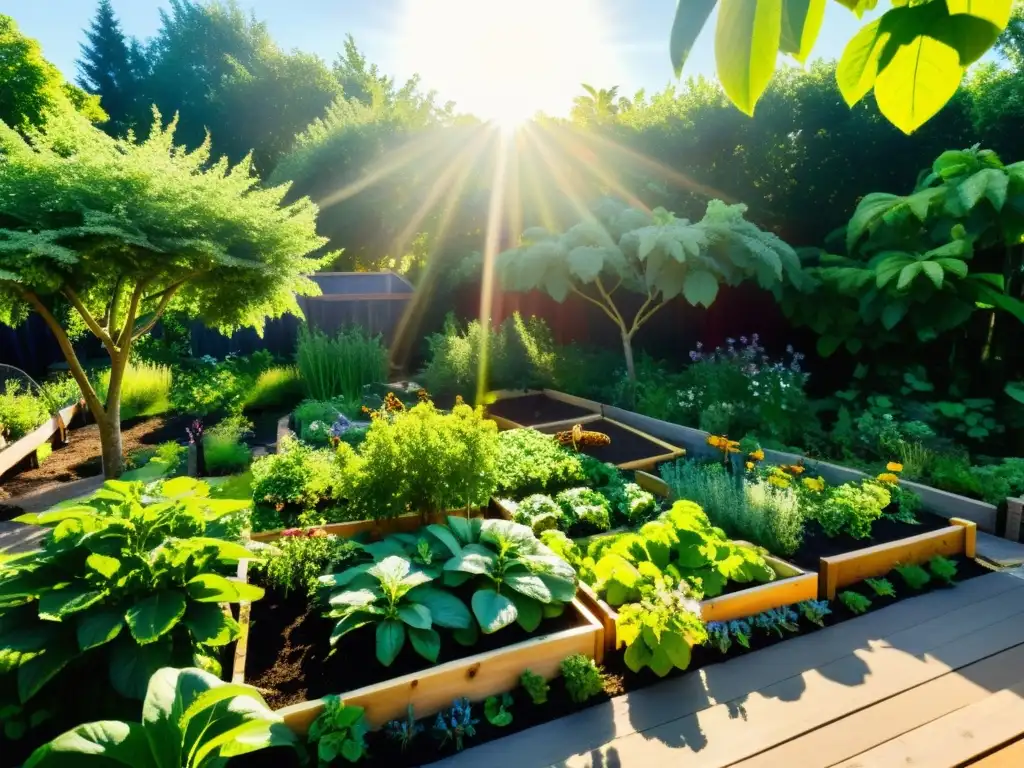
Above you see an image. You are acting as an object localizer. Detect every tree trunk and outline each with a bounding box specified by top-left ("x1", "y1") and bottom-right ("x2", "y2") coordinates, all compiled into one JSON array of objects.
[
  {"x1": 621, "y1": 331, "x2": 636, "y2": 381},
  {"x1": 98, "y1": 409, "x2": 124, "y2": 478}
]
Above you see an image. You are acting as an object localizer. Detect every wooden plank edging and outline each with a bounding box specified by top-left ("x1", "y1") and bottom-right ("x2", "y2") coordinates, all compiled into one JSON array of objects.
[
  {"x1": 0, "y1": 402, "x2": 79, "y2": 477},
  {"x1": 818, "y1": 519, "x2": 976, "y2": 600},
  {"x1": 249, "y1": 509, "x2": 481, "y2": 543}
]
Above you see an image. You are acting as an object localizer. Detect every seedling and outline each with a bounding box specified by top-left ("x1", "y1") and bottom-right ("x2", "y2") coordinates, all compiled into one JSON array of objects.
[
  {"x1": 484, "y1": 693, "x2": 514, "y2": 727},
  {"x1": 384, "y1": 704, "x2": 423, "y2": 752},
  {"x1": 839, "y1": 591, "x2": 872, "y2": 615},
  {"x1": 798, "y1": 599, "x2": 832, "y2": 627},
  {"x1": 928, "y1": 555, "x2": 958, "y2": 585},
  {"x1": 894, "y1": 563, "x2": 931, "y2": 590},
  {"x1": 865, "y1": 577, "x2": 896, "y2": 598},
  {"x1": 520, "y1": 669, "x2": 550, "y2": 705}
]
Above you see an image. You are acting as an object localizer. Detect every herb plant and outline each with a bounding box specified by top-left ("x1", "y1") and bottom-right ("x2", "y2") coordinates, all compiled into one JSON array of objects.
[
  {"x1": 308, "y1": 695, "x2": 369, "y2": 765},
  {"x1": 618, "y1": 582, "x2": 707, "y2": 676},
  {"x1": 252, "y1": 530, "x2": 361, "y2": 598},
  {"x1": 484, "y1": 692, "x2": 514, "y2": 727},
  {"x1": 433, "y1": 698, "x2": 478, "y2": 752},
  {"x1": 297, "y1": 325, "x2": 388, "y2": 402},
  {"x1": 2, "y1": 480, "x2": 260, "y2": 736},
  {"x1": 810, "y1": 481, "x2": 891, "y2": 539},
  {"x1": 754, "y1": 605, "x2": 800, "y2": 637},
  {"x1": 616, "y1": 482, "x2": 658, "y2": 525},
  {"x1": 839, "y1": 591, "x2": 872, "y2": 615},
  {"x1": 799, "y1": 599, "x2": 832, "y2": 627},
  {"x1": 250, "y1": 436, "x2": 343, "y2": 519},
  {"x1": 520, "y1": 669, "x2": 550, "y2": 705},
  {"x1": 555, "y1": 487, "x2": 612, "y2": 535},
  {"x1": 929, "y1": 555, "x2": 958, "y2": 584},
  {"x1": 202, "y1": 414, "x2": 253, "y2": 475},
  {"x1": 385, "y1": 705, "x2": 423, "y2": 752},
  {"x1": 22, "y1": 667, "x2": 300, "y2": 768},
  {"x1": 323, "y1": 555, "x2": 471, "y2": 666},
  {"x1": 865, "y1": 577, "x2": 896, "y2": 598},
  {"x1": 895, "y1": 563, "x2": 932, "y2": 590},
  {"x1": 706, "y1": 619, "x2": 752, "y2": 654},
  {"x1": 511, "y1": 494, "x2": 562, "y2": 536},
  {"x1": 560, "y1": 654, "x2": 604, "y2": 704},
  {"x1": 495, "y1": 428, "x2": 586, "y2": 497}
]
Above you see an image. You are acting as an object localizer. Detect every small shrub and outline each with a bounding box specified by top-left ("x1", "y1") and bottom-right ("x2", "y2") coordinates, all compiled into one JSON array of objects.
[
  {"x1": 970, "y1": 459, "x2": 1024, "y2": 506},
  {"x1": 37, "y1": 375, "x2": 81, "y2": 410},
  {"x1": 170, "y1": 358, "x2": 244, "y2": 415},
  {"x1": 253, "y1": 529, "x2": 361, "y2": 598},
  {"x1": 520, "y1": 669, "x2": 550, "y2": 705},
  {"x1": 810, "y1": 480, "x2": 890, "y2": 539},
  {"x1": 865, "y1": 577, "x2": 896, "y2": 598},
  {"x1": 203, "y1": 414, "x2": 253, "y2": 475},
  {"x1": 894, "y1": 562, "x2": 931, "y2": 590},
  {"x1": 96, "y1": 362, "x2": 172, "y2": 419},
  {"x1": 243, "y1": 365, "x2": 304, "y2": 411},
  {"x1": 307, "y1": 695, "x2": 368, "y2": 765},
  {"x1": 484, "y1": 693, "x2": 514, "y2": 727},
  {"x1": 839, "y1": 591, "x2": 872, "y2": 614},
  {"x1": 433, "y1": 698, "x2": 478, "y2": 752},
  {"x1": 495, "y1": 428, "x2": 587, "y2": 497},
  {"x1": 250, "y1": 436, "x2": 343, "y2": 521},
  {"x1": 560, "y1": 654, "x2": 604, "y2": 704},
  {"x1": 0, "y1": 381, "x2": 51, "y2": 442},
  {"x1": 555, "y1": 487, "x2": 612, "y2": 535},
  {"x1": 35, "y1": 441, "x2": 52, "y2": 464},
  {"x1": 512, "y1": 494, "x2": 561, "y2": 536},
  {"x1": 297, "y1": 325, "x2": 388, "y2": 402},
  {"x1": 743, "y1": 475, "x2": 805, "y2": 557},
  {"x1": 928, "y1": 555, "x2": 958, "y2": 584}
]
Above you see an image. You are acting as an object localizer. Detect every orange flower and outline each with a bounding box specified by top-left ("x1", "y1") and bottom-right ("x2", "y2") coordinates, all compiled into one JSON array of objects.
[
  {"x1": 876, "y1": 472, "x2": 900, "y2": 485},
  {"x1": 749, "y1": 449, "x2": 765, "y2": 461},
  {"x1": 886, "y1": 462, "x2": 903, "y2": 473}
]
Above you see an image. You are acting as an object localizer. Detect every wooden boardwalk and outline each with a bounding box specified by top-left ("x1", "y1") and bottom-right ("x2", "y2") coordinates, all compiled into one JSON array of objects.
[{"x1": 436, "y1": 570, "x2": 1024, "y2": 768}]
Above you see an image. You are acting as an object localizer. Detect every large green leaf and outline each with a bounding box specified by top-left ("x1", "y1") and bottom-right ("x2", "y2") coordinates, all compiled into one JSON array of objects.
[
  {"x1": 184, "y1": 603, "x2": 240, "y2": 647},
  {"x1": 407, "y1": 626, "x2": 440, "y2": 662},
  {"x1": 682, "y1": 270, "x2": 719, "y2": 307},
  {"x1": 397, "y1": 603, "x2": 432, "y2": 630},
  {"x1": 472, "y1": 589, "x2": 518, "y2": 634},
  {"x1": 186, "y1": 574, "x2": 264, "y2": 603},
  {"x1": 567, "y1": 246, "x2": 606, "y2": 283},
  {"x1": 126, "y1": 591, "x2": 187, "y2": 645},
  {"x1": 715, "y1": 0, "x2": 783, "y2": 116},
  {"x1": 847, "y1": 193, "x2": 903, "y2": 251},
  {"x1": 38, "y1": 586, "x2": 108, "y2": 621},
  {"x1": 86, "y1": 553, "x2": 121, "y2": 580},
  {"x1": 896, "y1": 262, "x2": 924, "y2": 290},
  {"x1": 509, "y1": 590, "x2": 543, "y2": 633},
  {"x1": 1006, "y1": 382, "x2": 1024, "y2": 405},
  {"x1": 920, "y1": 260, "x2": 945, "y2": 289},
  {"x1": 623, "y1": 637, "x2": 654, "y2": 673},
  {"x1": 18, "y1": 641, "x2": 76, "y2": 703},
  {"x1": 376, "y1": 619, "x2": 405, "y2": 666},
  {"x1": 503, "y1": 572, "x2": 553, "y2": 603},
  {"x1": 959, "y1": 168, "x2": 1008, "y2": 211},
  {"x1": 407, "y1": 585, "x2": 471, "y2": 629},
  {"x1": 444, "y1": 544, "x2": 498, "y2": 576},
  {"x1": 780, "y1": 0, "x2": 825, "y2": 62},
  {"x1": 660, "y1": 631, "x2": 693, "y2": 670},
  {"x1": 77, "y1": 610, "x2": 125, "y2": 652},
  {"x1": 23, "y1": 721, "x2": 158, "y2": 768},
  {"x1": 143, "y1": 666, "x2": 216, "y2": 768},
  {"x1": 836, "y1": 18, "x2": 889, "y2": 106},
  {"x1": 670, "y1": 0, "x2": 717, "y2": 76}
]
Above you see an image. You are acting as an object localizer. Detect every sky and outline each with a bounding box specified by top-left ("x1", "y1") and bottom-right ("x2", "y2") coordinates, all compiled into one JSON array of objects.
[{"x1": 3, "y1": 0, "x2": 879, "y2": 119}]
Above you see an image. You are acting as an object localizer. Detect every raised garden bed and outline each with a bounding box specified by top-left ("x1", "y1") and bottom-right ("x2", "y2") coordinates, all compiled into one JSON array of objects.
[
  {"x1": 535, "y1": 417, "x2": 685, "y2": 471},
  {"x1": 486, "y1": 389, "x2": 601, "y2": 430},
  {"x1": 249, "y1": 509, "x2": 484, "y2": 543},
  {"x1": 0, "y1": 401, "x2": 80, "y2": 478}
]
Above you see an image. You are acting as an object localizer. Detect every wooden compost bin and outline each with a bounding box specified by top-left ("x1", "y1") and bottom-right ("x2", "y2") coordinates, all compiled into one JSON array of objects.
[
  {"x1": 577, "y1": 550, "x2": 817, "y2": 653},
  {"x1": 486, "y1": 389, "x2": 603, "y2": 431},
  {"x1": 818, "y1": 517, "x2": 978, "y2": 599},
  {"x1": 0, "y1": 402, "x2": 80, "y2": 477},
  {"x1": 238, "y1": 518, "x2": 605, "y2": 733}
]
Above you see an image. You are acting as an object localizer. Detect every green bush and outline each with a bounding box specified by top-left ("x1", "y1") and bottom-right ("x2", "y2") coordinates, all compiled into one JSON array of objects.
[
  {"x1": 96, "y1": 362, "x2": 172, "y2": 419},
  {"x1": 495, "y1": 428, "x2": 586, "y2": 498},
  {"x1": 555, "y1": 487, "x2": 612, "y2": 536},
  {"x1": 250, "y1": 436, "x2": 344, "y2": 523},
  {"x1": 243, "y1": 365, "x2": 304, "y2": 411},
  {"x1": 970, "y1": 459, "x2": 1024, "y2": 505},
  {"x1": 37, "y1": 375, "x2": 81, "y2": 411},
  {"x1": 560, "y1": 654, "x2": 604, "y2": 704},
  {"x1": 294, "y1": 398, "x2": 362, "y2": 446},
  {"x1": 203, "y1": 414, "x2": 253, "y2": 475},
  {"x1": 421, "y1": 312, "x2": 556, "y2": 396},
  {"x1": 252, "y1": 529, "x2": 361, "y2": 598},
  {"x1": 810, "y1": 480, "x2": 891, "y2": 539},
  {"x1": 0, "y1": 381, "x2": 51, "y2": 442},
  {"x1": 296, "y1": 325, "x2": 388, "y2": 402}
]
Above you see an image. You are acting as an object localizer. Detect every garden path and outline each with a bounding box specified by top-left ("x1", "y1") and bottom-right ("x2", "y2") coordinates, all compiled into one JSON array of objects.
[{"x1": 435, "y1": 569, "x2": 1024, "y2": 768}]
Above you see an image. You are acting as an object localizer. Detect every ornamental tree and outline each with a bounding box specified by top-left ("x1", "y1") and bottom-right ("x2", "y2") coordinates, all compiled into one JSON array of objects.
[
  {"x1": 495, "y1": 198, "x2": 805, "y2": 381},
  {"x1": 0, "y1": 110, "x2": 330, "y2": 476}
]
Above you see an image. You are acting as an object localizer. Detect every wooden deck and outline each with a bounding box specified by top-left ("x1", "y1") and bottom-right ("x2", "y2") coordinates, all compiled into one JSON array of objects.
[{"x1": 436, "y1": 569, "x2": 1024, "y2": 768}]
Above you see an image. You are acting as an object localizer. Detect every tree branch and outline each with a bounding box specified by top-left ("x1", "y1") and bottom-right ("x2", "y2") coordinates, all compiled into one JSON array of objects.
[
  {"x1": 629, "y1": 297, "x2": 670, "y2": 338},
  {"x1": 595, "y1": 276, "x2": 627, "y2": 328},
  {"x1": 629, "y1": 293, "x2": 655, "y2": 335},
  {"x1": 103, "y1": 275, "x2": 126, "y2": 332},
  {"x1": 142, "y1": 272, "x2": 202, "y2": 304},
  {"x1": 133, "y1": 283, "x2": 182, "y2": 341},
  {"x1": 116, "y1": 281, "x2": 147, "y2": 349},
  {"x1": 64, "y1": 286, "x2": 115, "y2": 354},
  {"x1": 21, "y1": 289, "x2": 105, "y2": 418},
  {"x1": 570, "y1": 284, "x2": 623, "y2": 330}
]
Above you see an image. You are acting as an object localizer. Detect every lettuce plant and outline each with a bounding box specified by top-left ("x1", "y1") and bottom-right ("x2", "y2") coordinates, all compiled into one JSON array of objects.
[
  {"x1": 308, "y1": 695, "x2": 368, "y2": 765},
  {"x1": 512, "y1": 494, "x2": 562, "y2": 536},
  {"x1": 554, "y1": 487, "x2": 612, "y2": 536},
  {"x1": 618, "y1": 582, "x2": 707, "y2": 676},
  {"x1": 1, "y1": 479, "x2": 260, "y2": 738},
  {"x1": 23, "y1": 667, "x2": 299, "y2": 768},
  {"x1": 520, "y1": 669, "x2": 550, "y2": 705}
]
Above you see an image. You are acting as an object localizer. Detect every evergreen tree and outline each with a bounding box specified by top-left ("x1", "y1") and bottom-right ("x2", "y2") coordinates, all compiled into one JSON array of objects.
[{"x1": 76, "y1": 0, "x2": 145, "y2": 137}]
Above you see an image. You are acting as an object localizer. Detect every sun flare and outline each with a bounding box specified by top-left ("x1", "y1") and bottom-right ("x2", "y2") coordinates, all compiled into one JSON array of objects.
[{"x1": 398, "y1": 0, "x2": 622, "y2": 122}]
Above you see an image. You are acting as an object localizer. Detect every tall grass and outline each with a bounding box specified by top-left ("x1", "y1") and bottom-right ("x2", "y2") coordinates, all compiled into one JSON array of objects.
[
  {"x1": 296, "y1": 326, "x2": 388, "y2": 402},
  {"x1": 96, "y1": 362, "x2": 173, "y2": 419},
  {"x1": 242, "y1": 366, "x2": 304, "y2": 411},
  {"x1": 203, "y1": 414, "x2": 254, "y2": 475},
  {"x1": 0, "y1": 382, "x2": 53, "y2": 442}
]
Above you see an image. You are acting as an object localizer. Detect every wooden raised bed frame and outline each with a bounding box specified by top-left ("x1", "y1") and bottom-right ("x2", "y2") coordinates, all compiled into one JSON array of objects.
[
  {"x1": 0, "y1": 402, "x2": 80, "y2": 477},
  {"x1": 240, "y1": 514, "x2": 606, "y2": 733},
  {"x1": 486, "y1": 388, "x2": 603, "y2": 431},
  {"x1": 249, "y1": 509, "x2": 483, "y2": 544},
  {"x1": 819, "y1": 517, "x2": 977, "y2": 599}
]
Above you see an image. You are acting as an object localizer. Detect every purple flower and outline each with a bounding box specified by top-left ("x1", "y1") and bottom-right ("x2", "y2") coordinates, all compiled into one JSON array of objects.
[
  {"x1": 186, "y1": 419, "x2": 204, "y2": 444},
  {"x1": 739, "y1": 335, "x2": 748, "y2": 345},
  {"x1": 689, "y1": 351, "x2": 699, "y2": 361}
]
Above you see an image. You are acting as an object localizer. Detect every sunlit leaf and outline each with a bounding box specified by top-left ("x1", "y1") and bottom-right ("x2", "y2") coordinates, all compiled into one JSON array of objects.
[
  {"x1": 715, "y1": 0, "x2": 783, "y2": 116},
  {"x1": 670, "y1": 0, "x2": 718, "y2": 76},
  {"x1": 780, "y1": 0, "x2": 826, "y2": 62},
  {"x1": 874, "y1": 32, "x2": 961, "y2": 135},
  {"x1": 836, "y1": 18, "x2": 890, "y2": 106}
]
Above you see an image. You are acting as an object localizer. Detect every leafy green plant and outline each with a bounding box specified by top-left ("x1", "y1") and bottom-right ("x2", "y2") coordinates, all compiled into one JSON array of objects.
[
  {"x1": 22, "y1": 666, "x2": 300, "y2": 768},
  {"x1": 202, "y1": 414, "x2": 253, "y2": 476},
  {"x1": 511, "y1": 494, "x2": 561, "y2": 536},
  {"x1": 928, "y1": 398, "x2": 1003, "y2": 442},
  {"x1": 495, "y1": 428, "x2": 586, "y2": 497},
  {"x1": 154, "y1": 441, "x2": 187, "y2": 476},
  {"x1": 243, "y1": 365, "x2": 304, "y2": 412},
  {"x1": 929, "y1": 555, "x2": 958, "y2": 585},
  {"x1": 252, "y1": 529, "x2": 360, "y2": 598},
  {"x1": 496, "y1": 199, "x2": 805, "y2": 380},
  {"x1": 554, "y1": 487, "x2": 612, "y2": 536},
  {"x1": 323, "y1": 554, "x2": 471, "y2": 665},
  {"x1": 170, "y1": 360, "x2": 246, "y2": 417},
  {"x1": 809, "y1": 480, "x2": 891, "y2": 539},
  {"x1": 433, "y1": 698, "x2": 477, "y2": 752},
  {"x1": 560, "y1": 653, "x2": 604, "y2": 704},
  {"x1": 799, "y1": 599, "x2": 832, "y2": 627},
  {"x1": 614, "y1": 482, "x2": 658, "y2": 526},
  {"x1": 706, "y1": 618, "x2": 752, "y2": 654},
  {"x1": 484, "y1": 692, "x2": 514, "y2": 727},
  {"x1": 95, "y1": 362, "x2": 172, "y2": 420},
  {"x1": 839, "y1": 591, "x2": 872, "y2": 615},
  {"x1": 753, "y1": 605, "x2": 800, "y2": 637},
  {"x1": 742, "y1": 474, "x2": 805, "y2": 557},
  {"x1": 385, "y1": 705, "x2": 423, "y2": 752},
  {"x1": 2, "y1": 479, "x2": 260, "y2": 737},
  {"x1": 297, "y1": 325, "x2": 387, "y2": 402},
  {"x1": 618, "y1": 582, "x2": 707, "y2": 676},
  {"x1": 970, "y1": 459, "x2": 1024, "y2": 505},
  {"x1": 439, "y1": 518, "x2": 578, "y2": 634},
  {"x1": 865, "y1": 577, "x2": 896, "y2": 598},
  {"x1": 0, "y1": 381, "x2": 53, "y2": 443},
  {"x1": 250, "y1": 436, "x2": 343, "y2": 521},
  {"x1": 520, "y1": 669, "x2": 550, "y2": 705},
  {"x1": 307, "y1": 695, "x2": 368, "y2": 765},
  {"x1": 895, "y1": 562, "x2": 932, "y2": 590}
]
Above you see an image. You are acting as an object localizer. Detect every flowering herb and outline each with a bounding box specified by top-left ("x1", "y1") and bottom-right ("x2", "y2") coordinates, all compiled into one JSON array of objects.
[
  {"x1": 798, "y1": 599, "x2": 832, "y2": 627},
  {"x1": 433, "y1": 698, "x2": 478, "y2": 752},
  {"x1": 753, "y1": 605, "x2": 800, "y2": 637},
  {"x1": 385, "y1": 705, "x2": 423, "y2": 752}
]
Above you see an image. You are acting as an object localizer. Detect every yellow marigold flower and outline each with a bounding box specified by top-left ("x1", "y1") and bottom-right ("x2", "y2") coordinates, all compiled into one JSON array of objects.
[
  {"x1": 877, "y1": 472, "x2": 900, "y2": 485},
  {"x1": 745, "y1": 461, "x2": 755, "y2": 470},
  {"x1": 768, "y1": 474, "x2": 791, "y2": 489},
  {"x1": 886, "y1": 462, "x2": 903, "y2": 473},
  {"x1": 706, "y1": 435, "x2": 725, "y2": 448},
  {"x1": 749, "y1": 449, "x2": 765, "y2": 461},
  {"x1": 802, "y1": 477, "x2": 825, "y2": 493}
]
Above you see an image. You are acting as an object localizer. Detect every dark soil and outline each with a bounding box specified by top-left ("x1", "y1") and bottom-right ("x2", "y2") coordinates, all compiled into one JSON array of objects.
[
  {"x1": 243, "y1": 580, "x2": 582, "y2": 710},
  {"x1": 549, "y1": 418, "x2": 676, "y2": 467},
  {"x1": 242, "y1": 554, "x2": 991, "y2": 768},
  {"x1": 787, "y1": 511, "x2": 951, "y2": 572},
  {"x1": 488, "y1": 394, "x2": 596, "y2": 427}
]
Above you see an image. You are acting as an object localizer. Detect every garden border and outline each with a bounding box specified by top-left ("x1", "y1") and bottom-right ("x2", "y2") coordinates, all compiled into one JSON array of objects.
[
  {"x1": 596, "y1": 401, "x2": 1000, "y2": 534},
  {"x1": 486, "y1": 388, "x2": 603, "y2": 431},
  {"x1": 0, "y1": 402, "x2": 80, "y2": 478},
  {"x1": 248, "y1": 509, "x2": 483, "y2": 543},
  {"x1": 818, "y1": 517, "x2": 977, "y2": 599}
]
